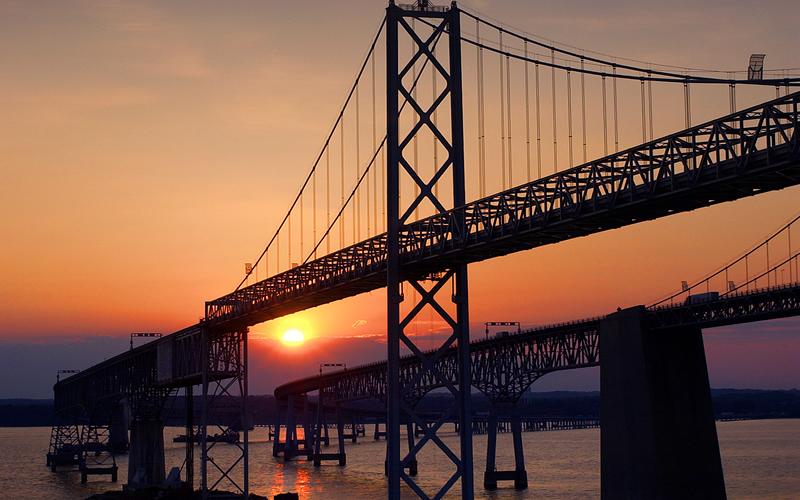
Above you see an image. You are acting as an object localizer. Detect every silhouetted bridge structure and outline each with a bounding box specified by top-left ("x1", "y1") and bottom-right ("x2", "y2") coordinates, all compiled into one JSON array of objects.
[{"x1": 49, "y1": 2, "x2": 800, "y2": 498}]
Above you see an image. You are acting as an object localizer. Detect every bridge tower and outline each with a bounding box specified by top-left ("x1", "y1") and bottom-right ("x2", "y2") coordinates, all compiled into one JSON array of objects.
[{"x1": 386, "y1": 1, "x2": 473, "y2": 498}]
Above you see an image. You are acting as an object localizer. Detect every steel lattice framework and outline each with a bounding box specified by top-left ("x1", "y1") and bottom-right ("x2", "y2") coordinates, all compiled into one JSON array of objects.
[
  {"x1": 384, "y1": 3, "x2": 473, "y2": 498},
  {"x1": 53, "y1": 87, "x2": 800, "y2": 497},
  {"x1": 54, "y1": 88, "x2": 800, "y2": 432},
  {"x1": 274, "y1": 284, "x2": 800, "y2": 405},
  {"x1": 203, "y1": 92, "x2": 800, "y2": 331}
]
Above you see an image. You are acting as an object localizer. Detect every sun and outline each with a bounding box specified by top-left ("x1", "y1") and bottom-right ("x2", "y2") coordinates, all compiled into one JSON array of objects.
[{"x1": 281, "y1": 328, "x2": 305, "y2": 347}]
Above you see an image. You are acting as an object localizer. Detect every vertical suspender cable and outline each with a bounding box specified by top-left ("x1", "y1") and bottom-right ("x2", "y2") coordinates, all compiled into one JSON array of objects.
[
  {"x1": 683, "y1": 79, "x2": 692, "y2": 128},
  {"x1": 312, "y1": 159, "x2": 317, "y2": 259},
  {"x1": 354, "y1": 85, "x2": 360, "y2": 242},
  {"x1": 612, "y1": 65, "x2": 619, "y2": 153},
  {"x1": 475, "y1": 20, "x2": 481, "y2": 196},
  {"x1": 729, "y1": 74, "x2": 736, "y2": 155},
  {"x1": 789, "y1": 223, "x2": 793, "y2": 284},
  {"x1": 300, "y1": 184, "x2": 304, "y2": 260},
  {"x1": 500, "y1": 31, "x2": 507, "y2": 189},
  {"x1": 477, "y1": 19, "x2": 486, "y2": 197},
  {"x1": 326, "y1": 147, "x2": 331, "y2": 254},
  {"x1": 524, "y1": 41, "x2": 531, "y2": 182},
  {"x1": 551, "y1": 49, "x2": 558, "y2": 172},
  {"x1": 288, "y1": 209, "x2": 292, "y2": 266},
  {"x1": 580, "y1": 58, "x2": 587, "y2": 163},
  {"x1": 535, "y1": 62, "x2": 542, "y2": 179},
  {"x1": 602, "y1": 75, "x2": 608, "y2": 155},
  {"x1": 372, "y1": 53, "x2": 377, "y2": 235},
  {"x1": 506, "y1": 48, "x2": 513, "y2": 187},
  {"x1": 381, "y1": 134, "x2": 386, "y2": 233},
  {"x1": 647, "y1": 73, "x2": 654, "y2": 141},
  {"x1": 767, "y1": 241, "x2": 771, "y2": 287},
  {"x1": 340, "y1": 117, "x2": 345, "y2": 248},
  {"x1": 566, "y1": 69, "x2": 573, "y2": 168},
  {"x1": 640, "y1": 78, "x2": 647, "y2": 143}
]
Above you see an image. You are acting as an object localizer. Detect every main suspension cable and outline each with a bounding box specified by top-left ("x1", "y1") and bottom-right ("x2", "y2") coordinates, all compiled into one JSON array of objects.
[{"x1": 460, "y1": 9, "x2": 800, "y2": 86}]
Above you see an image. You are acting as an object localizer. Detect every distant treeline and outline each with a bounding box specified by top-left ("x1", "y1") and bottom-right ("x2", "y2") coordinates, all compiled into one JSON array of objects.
[{"x1": 2, "y1": 389, "x2": 798, "y2": 427}]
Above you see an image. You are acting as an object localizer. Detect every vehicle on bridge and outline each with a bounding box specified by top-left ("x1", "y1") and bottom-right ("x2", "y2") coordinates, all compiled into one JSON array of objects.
[{"x1": 685, "y1": 291, "x2": 720, "y2": 305}]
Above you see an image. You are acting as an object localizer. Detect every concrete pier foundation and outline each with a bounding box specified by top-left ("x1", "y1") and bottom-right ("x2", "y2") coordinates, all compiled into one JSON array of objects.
[
  {"x1": 600, "y1": 306, "x2": 726, "y2": 500},
  {"x1": 109, "y1": 401, "x2": 130, "y2": 454},
  {"x1": 127, "y1": 418, "x2": 165, "y2": 488}
]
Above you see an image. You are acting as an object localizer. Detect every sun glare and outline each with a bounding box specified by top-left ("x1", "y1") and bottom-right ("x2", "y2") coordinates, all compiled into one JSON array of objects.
[{"x1": 281, "y1": 328, "x2": 305, "y2": 347}]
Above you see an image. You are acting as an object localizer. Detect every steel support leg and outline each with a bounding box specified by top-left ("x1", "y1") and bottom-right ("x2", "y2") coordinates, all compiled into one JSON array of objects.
[
  {"x1": 484, "y1": 411, "x2": 498, "y2": 490},
  {"x1": 336, "y1": 404, "x2": 346, "y2": 466},
  {"x1": 185, "y1": 385, "x2": 194, "y2": 488},
  {"x1": 284, "y1": 394, "x2": 295, "y2": 462},
  {"x1": 511, "y1": 413, "x2": 528, "y2": 490},
  {"x1": 385, "y1": 3, "x2": 472, "y2": 498}
]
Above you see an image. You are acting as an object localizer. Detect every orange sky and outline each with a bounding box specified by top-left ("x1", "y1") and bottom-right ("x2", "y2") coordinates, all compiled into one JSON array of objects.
[{"x1": 1, "y1": 0, "x2": 798, "y2": 355}]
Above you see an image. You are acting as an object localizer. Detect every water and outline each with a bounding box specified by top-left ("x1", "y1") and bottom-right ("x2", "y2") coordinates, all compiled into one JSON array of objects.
[{"x1": 1, "y1": 420, "x2": 798, "y2": 499}]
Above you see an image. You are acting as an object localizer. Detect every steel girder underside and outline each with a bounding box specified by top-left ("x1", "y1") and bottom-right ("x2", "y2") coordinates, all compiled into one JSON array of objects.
[{"x1": 274, "y1": 284, "x2": 800, "y2": 405}]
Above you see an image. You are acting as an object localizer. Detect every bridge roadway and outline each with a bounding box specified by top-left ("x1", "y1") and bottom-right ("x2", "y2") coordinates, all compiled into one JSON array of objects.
[
  {"x1": 54, "y1": 92, "x2": 800, "y2": 419},
  {"x1": 273, "y1": 283, "x2": 800, "y2": 405}
]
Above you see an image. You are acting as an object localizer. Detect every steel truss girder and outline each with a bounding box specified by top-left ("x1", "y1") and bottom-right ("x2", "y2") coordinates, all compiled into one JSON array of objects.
[
  {"x1": 200, "y1": 328, "x2": 249, "y2": 498},
  {"x1": 386, "y1": 3, "x2": 473, "y2": 499},
  {"x1": 204, "y1": 94, "x2": 800, "y2": 331},
  {"x1": 275, "y1": 284, "x2": 800, "y2": 405}
]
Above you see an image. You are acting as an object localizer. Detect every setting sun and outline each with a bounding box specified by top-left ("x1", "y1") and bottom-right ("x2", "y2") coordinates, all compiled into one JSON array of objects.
[{"x1": 281, "y1": 328, "x2": 305, "y2": 347}]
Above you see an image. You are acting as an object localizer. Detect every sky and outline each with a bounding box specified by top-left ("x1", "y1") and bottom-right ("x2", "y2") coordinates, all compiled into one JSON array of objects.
[{"x1": 1, "y1": 0, "x2": 799, "y2": 398}]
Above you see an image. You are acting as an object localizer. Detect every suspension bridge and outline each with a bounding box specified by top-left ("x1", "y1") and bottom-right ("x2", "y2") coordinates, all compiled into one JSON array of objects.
[{"x1": 48, "y1": 1, "x2": 800, "y2": 499}]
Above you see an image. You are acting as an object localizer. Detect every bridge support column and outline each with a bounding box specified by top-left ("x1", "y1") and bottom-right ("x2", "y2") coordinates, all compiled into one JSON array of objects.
[
  {"x1": 336, "y1": 404, "x2": 347, "y2": 466},
  {"x1": 284, "y1": 394, "x2": 296, "y2": 462},
  {"x1": 184, "y1": 385, "x2": 194, "y2": 488},
  {"x1": 599, "y1": 306, "x2": 726, "y2": 500},
  {"x1": 302, "y1": 395, "x2": 313, "y2": 460},
  {"x1": 374, "y1": 421, "x2": 386, "y2": 440},
  {"x1": 483, "y1": 412, "x2": 498, "y2": 490},
  {"x1": 127, "y1": 418, "x2": 165, "y2": 488},
  {"x1": 405, "y1": 422, "x2": 418, "y2": 476},
  {"x1": 510, "y1": 413, "x2": 528, "y2": 489},
  {"x1": 109, "y1": 400, "x2": 130, "y2": 454},
  {"x1": 484, "y1": 408, "x2": 527, "y2": 490},
  {"x1": 272, "y1": 399, "x2": 285, "y2": 457},
  {"x1": 385, "y1": 3, "x2": 473, "y2": 498}
]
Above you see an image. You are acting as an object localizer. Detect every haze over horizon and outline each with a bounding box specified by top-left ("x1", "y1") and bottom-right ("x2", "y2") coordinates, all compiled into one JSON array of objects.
[{"x1": 2, "y1": 0, "x2": 799, "y2": 398}]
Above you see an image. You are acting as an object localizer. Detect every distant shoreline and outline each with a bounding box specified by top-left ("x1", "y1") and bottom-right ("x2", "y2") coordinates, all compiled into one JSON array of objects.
[{"x1": 2, "y1": 388, "x2": 797, "y2": 427}]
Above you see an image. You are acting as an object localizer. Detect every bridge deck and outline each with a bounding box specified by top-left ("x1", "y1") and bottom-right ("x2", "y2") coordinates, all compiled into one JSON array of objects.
[
  {"x1": 273, "y1": 284, "x2": 800, "y2": 402},
  {"x1": 54, "y1": 93, "x2": 800, "y2": 417}
]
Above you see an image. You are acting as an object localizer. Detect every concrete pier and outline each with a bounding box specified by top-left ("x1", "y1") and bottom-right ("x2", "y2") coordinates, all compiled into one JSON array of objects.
[
  {"x1": 600, "y1": 306, "x2": 726, "y2": 500},
  {"x1": 127, "y1": 418, "x2": 165, "y2": 488}
]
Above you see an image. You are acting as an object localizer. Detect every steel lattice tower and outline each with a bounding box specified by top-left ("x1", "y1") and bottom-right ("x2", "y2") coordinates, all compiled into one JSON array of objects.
[{"x1": 386, "y1": 1, "x2": 473, "y2": 498}]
